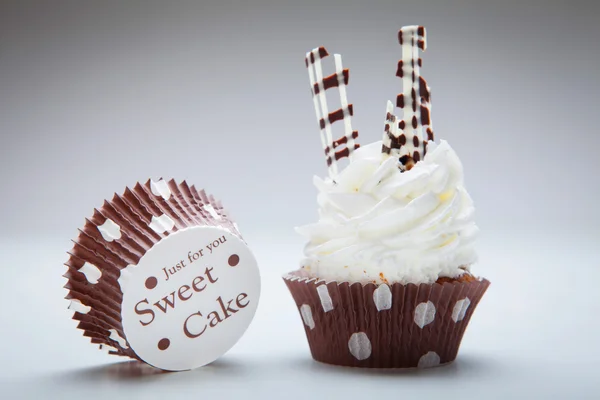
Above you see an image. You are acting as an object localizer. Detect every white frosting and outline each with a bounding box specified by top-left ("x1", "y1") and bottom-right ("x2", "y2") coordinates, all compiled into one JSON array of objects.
[{"x1": 297, "y1": 140, "x2": 478, "y2": 285}]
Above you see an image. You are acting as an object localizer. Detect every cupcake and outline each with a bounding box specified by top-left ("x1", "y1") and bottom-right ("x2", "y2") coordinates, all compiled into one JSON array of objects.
[
  {"x1": 64, "y1": 179, "x2": 261, "y2": 371},
  {"x1": 284, "y1": 26, "x2": 490, "y2": 368}
]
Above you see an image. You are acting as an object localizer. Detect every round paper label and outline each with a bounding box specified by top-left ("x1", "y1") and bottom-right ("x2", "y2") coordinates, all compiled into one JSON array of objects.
[{"x1": 121, "y1": 226, "x2": 260, "y2": 371}]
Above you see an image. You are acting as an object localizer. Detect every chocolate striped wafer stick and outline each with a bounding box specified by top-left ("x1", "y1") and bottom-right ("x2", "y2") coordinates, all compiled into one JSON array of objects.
[
  {"x1": 382, "y1": 100, "x2": 400, "y2": 157},
  {"x1": 383, "y1": 25, "x2": 434, "y2": 170},
  {"x1": 305, "y1": 47, "x2": 359, "y2": 177}
]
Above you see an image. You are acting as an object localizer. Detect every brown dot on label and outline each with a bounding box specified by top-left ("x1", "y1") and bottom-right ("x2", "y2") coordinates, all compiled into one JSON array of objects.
[
  {"x1": 145, "y1": 276, "x2": 158, "y2": 290},
  {"x1": 157, "y1": 338, "x2": 170, "y2": 351},
  {"x1": 228, "y1": 254, "x2": 240, "y2": 267}
]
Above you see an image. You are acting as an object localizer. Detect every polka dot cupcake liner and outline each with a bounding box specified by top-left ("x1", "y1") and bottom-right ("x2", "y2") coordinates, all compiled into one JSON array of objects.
[
  {"x1": 283, "y1": 271, "x2": 490, "y2": 368},
  {"x1": 63, "y1": 179, "x2": 242, "y2": 360}
]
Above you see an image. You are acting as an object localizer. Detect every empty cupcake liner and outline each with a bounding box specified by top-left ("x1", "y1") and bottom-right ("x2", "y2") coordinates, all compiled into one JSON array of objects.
[
  {"x1": 283, "y1": 270, "x2": 490, "y2": 368},
  {"x1": 64, "y1": 179, "x2": 242, "y2": 360}
]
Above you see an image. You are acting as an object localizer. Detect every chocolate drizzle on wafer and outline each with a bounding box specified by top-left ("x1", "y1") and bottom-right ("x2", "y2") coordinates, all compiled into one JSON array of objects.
[
  {"x1": 304, "y1": 26, "x2": 435, "y2": 176},
  {"x1": 382, "y1": 26, "x2": 434, "y2": 171},
  {"x1": 305, "y1": 47, "x2": 360, "y2": 177}
]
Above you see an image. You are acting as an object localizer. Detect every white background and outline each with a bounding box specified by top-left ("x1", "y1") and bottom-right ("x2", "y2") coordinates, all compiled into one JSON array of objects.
[{"x1": 1, "y1": 1, "x2": 599, "y2": 399}]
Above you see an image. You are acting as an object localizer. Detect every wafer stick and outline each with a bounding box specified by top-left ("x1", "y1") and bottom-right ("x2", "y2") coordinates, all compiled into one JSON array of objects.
[
  {"x1": 383, "y1": 25, "x2": 434, "y2": 170},
  {"x1": 305, "y1": 47, "x2": 359, "y2": 177}
]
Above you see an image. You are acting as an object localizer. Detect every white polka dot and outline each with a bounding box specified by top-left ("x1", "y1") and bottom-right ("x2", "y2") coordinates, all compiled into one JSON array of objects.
[
  {"x1": 316, "y1": 285, "x2": 334, "y2": 312},
  {"x1": 108, "y1": 329, "x2": 128, "y2": 349},
  {"x1": 97, "y1": 218, "x2": 121, "y2": 242},
  {"x1": 414, "y1": 301, "x2": 436, "y2": 328},
  {"x1": 348, "y1": 332, "x2": 372, "y2": 360},
  {"x1": 418, "y1": 351, "x2": 441, "y2": 368},
  {"x1": 99, "y1": 344, "x2": 117, "y2": 354},
  {"x1": 117, "y1": 264, "x2": 136, "y2": 292},
  {"x1": 148, "y1": 214, "x2": 175, "y2": 233},
  {"x1": 373, "y1": 284, "x2": 392, "y2": 311},
  {"x1": 203, "y1": 204, "x2": 222, "y2": 220},
  {"x1": 452, "y1": 297, "x2": 471, "y2": 322},
  {"x1": 300, "y1": 304, "x2": 315, "y2": 330},
  {"x1": 68, "y1": 299, "x2": 91, "y2": 314},
  {"x1": 150, "y1": 179, "x2": 172, "y2": 200},
  {"x1": 79, "y1": 262, "x2": 102, "y2": 284}
]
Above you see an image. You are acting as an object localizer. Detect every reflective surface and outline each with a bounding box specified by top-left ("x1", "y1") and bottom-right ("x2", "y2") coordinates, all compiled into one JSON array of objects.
[{"x1": 1, "y1": 230, "x2": 599, "y2": 399}]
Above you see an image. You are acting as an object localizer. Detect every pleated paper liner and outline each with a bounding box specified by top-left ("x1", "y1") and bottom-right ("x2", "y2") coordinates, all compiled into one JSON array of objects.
[
  {"x1": 283, "y1": 270, "x2": 490, "y2": 368},
  {"x1": 64, "y1": 179, "x2": 241, "y2": 360}
]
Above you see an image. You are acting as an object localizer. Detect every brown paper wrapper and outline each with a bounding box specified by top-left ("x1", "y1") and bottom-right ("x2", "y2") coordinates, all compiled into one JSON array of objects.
[
  {"x1": 283, "y1": 270, "x2": 490, "y2": 368},
  {"x1": 64, "y1": 179, "x2": 241, "y2": 360}
]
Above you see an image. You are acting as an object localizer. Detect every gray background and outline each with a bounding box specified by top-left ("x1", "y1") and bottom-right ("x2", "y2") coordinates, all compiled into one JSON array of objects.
[{"x1": 1, "y1": 1, "x2": 598, "y2": 399}]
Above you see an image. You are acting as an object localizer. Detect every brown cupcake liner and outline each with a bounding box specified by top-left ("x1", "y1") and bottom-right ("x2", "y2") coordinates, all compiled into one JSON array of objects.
[
  {"x1": 283, "y1": 270, "x2": 490, "y2": 368},
  {"x1": 64, "y1": 179, "x2": 240, "y2": 360}
]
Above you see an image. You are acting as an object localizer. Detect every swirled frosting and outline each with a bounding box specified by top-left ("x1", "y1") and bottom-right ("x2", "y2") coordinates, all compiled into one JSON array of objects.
[{"x1": 296, "y1": 140, "x2": 478, "y2": 285}]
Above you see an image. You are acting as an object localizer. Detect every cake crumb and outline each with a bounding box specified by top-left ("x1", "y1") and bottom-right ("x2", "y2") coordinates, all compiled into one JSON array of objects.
[
  {"x1": 379, "y1": 272, "x2": 389, "y2": 284},
  {"x1": 436, "y1": 274, "x2": 477, "y2": 284}
]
